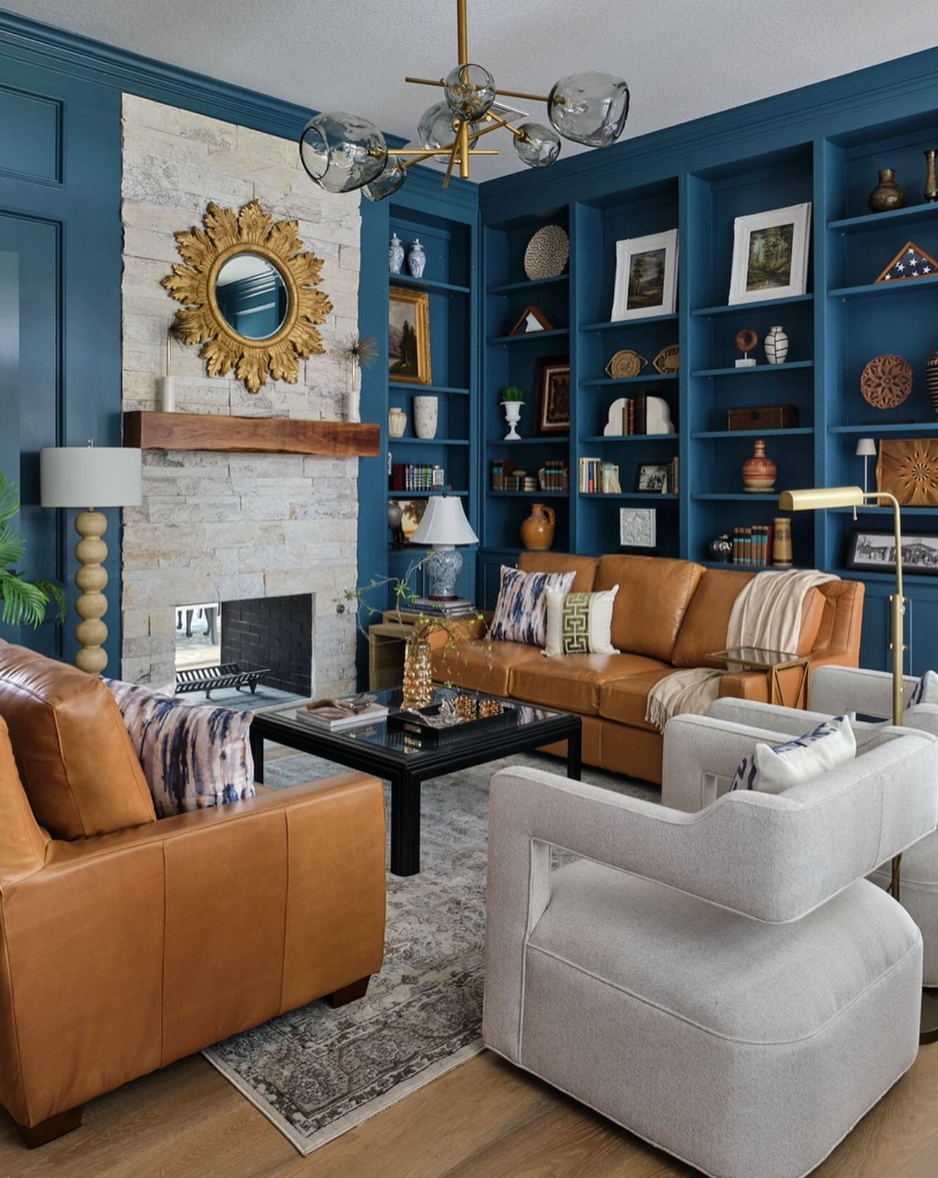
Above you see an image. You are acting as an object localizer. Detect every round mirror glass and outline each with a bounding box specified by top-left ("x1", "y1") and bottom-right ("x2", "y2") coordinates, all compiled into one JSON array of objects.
[{"x1": 214, "y1": 253, "x2": 289, "y2": 340}]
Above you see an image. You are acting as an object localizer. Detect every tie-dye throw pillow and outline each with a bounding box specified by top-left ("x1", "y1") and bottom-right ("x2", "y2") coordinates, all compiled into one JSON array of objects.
[
  {"x1": 487, "y1": 565, "x2": 577, "y2": 647},
  {"x1": 730, "y1": 714, "x2": 855, "y2": 796},
  {"x1": 907, "y1": 669, "x2": 938, "y2": 709},
  {"x1": 106, "y1": 679, "x2": 255, "y2": 817}
]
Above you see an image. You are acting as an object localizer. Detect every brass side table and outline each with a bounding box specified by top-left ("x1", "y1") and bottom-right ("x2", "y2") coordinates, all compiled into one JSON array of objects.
[
  {"x1": 705, "y1": 646, "x2": 810, "y2": 709},
  {"x1": 368, "y1": 620, "x2": 413, "y2": 691}
]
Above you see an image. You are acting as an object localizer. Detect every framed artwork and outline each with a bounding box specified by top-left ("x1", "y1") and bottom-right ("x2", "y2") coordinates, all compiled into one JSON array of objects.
[
  {"x1": 509, "y1": 305, "x2": 554, "y2": 335},
  {"x1": 535, "y1": 356, "x2": 571, "y2": 434},
  {"x1": 728, "y1": 202, "x2": 812, "y2": 305},
  {"x1": 611, "y1": 229, "x2": 679, "y2": 321},
  {"x1": 619, "y1": 508, "x2": 657, "y2": 548},
  {"x1": 877, "y1": 438, "x2": 938, "y2": 506},
  {"x1": 847, "y1": 529, "x2": 938, "y2": 576},
  {"x1": 637, "y1": 464, "x2": 670, "y2": 493},
  {"x1": 389, "y1": 286, "x2": 431, "y2": 385},
  {"x1": 393, "y1": 498, "x2": 427, "y2": 542}
]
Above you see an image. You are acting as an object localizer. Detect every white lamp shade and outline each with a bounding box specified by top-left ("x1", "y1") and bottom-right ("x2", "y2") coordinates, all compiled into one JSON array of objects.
[
  {"x1": 856, "y1": 438, "x2": 878, "y2": 457},
  {"x1": 41, "y1": 446, "x2": 143, "y2": 509},
  {"x1": 411, "y1": 495, "x2": 478, "y2": 546}
]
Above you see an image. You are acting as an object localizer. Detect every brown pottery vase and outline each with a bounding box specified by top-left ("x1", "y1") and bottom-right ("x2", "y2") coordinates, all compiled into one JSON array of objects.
[
  {"x1": 521, "y1": 502, "x2": 556, "y2": 550},
  {"x1": 742, "y1": 439, "x2": 777, "y2": 493},
  {"x1": 868, "y1": 168, "x2": 906, "y2": 213}
]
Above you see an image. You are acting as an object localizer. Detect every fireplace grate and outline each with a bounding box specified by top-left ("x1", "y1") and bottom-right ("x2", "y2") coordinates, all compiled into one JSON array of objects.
[{"x1": 175, "y1": 662, "x2": 271, "y2": 701}]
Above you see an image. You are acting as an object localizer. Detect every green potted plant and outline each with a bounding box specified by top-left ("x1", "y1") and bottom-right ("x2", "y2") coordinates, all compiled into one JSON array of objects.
[
  {"x1": 500, "y1": 385, "x2": 525, "y2": 441},
  {"x1": 0, "y1": 473, "x2": 65, "y2": 628}
]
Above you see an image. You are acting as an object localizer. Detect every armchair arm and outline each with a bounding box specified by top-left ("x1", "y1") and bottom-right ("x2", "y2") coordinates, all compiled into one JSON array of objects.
[
  {"x1": 0, "y1": 772, "x2": 386, "y2": 1127},
  {"x1": 810, "y1": 665, "x2": 918, "y2": 719}
]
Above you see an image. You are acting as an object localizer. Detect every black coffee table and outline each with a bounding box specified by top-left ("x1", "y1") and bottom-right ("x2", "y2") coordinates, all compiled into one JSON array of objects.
[{"x1": 249, "y1": 686, "x2": 582, "y2": 876}]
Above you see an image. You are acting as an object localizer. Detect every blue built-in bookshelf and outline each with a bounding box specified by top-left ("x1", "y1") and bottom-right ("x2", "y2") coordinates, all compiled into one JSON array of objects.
[{"x1": 476, "y1": 66, "x2": 938, "y2": 677}]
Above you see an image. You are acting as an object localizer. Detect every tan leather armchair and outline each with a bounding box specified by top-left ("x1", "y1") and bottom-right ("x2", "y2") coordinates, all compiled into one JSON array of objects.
[{"x1": 0, "y1": 722, "x2": 386, "y2": 1147}]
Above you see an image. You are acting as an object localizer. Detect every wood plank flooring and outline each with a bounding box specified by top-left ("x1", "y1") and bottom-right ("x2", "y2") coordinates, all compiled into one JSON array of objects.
[{"x1": 2, "y1": 1044, "x2": 938, "y2": 1178}]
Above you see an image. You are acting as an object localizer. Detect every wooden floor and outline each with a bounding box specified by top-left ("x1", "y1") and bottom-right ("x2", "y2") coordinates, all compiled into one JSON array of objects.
[{"x1": 2, "y1": 1043, "x2": 938, "y2": 1178}]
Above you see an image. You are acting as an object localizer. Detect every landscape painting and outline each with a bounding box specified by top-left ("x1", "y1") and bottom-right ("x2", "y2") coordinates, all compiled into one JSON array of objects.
[
  {"x1": 389, "y1": 287, "x2": 431, "y2": 385},
  {"x1": 627, "y1": 248, "x2": 667, "y2": 309},
  {"x1": 745, "y1": 223, "x2": 794, "y2": 291}
]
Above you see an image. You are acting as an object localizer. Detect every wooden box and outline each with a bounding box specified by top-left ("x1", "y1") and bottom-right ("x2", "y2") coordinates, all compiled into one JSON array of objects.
[{"x1": 727, "y1": 404, "x2": 799, "y2": 431}]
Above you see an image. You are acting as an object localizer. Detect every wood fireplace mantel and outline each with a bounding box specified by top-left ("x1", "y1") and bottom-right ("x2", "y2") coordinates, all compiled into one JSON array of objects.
[{"x1": 123, "y1": 411, "x2": 380, "y2": 457}]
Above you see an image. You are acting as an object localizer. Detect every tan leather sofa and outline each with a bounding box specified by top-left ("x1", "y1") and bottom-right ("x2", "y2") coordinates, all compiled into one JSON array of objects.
[
  {"x1": 0, "y1": 640, "x2": 386, "y2": 1147},
  {"x1": 432, "y1": 553, "x2": 865, "y2": 784}
]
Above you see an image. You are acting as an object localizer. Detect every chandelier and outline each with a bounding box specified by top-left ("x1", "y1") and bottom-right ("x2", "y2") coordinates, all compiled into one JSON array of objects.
[{"x1": 298, "y1": 0, "x2": 629, "y2": 200}]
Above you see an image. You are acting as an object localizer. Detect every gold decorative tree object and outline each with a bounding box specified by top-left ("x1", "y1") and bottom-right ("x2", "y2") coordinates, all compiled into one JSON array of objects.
[{"x1": 41, "y1": 444, "x2": 142, "y2": 675}]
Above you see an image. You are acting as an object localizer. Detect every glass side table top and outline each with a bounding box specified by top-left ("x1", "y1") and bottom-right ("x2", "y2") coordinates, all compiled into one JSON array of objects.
[{"x1": 706, "y1": 646, "x2": 803, "y2": 668}]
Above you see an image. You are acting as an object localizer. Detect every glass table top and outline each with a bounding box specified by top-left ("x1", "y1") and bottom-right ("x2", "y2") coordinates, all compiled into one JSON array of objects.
[
  {"x1": 707, "y1": 646, "x2": 802, "y2": 667},
  {"x1": 258, "y1": 686, "x2": 566, "y2": 756}
]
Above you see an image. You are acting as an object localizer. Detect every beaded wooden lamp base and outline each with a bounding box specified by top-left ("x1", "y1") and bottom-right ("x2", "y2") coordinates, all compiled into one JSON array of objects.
[{"x1": 73, "y1": 510, "x2": 109, "y2": 675}]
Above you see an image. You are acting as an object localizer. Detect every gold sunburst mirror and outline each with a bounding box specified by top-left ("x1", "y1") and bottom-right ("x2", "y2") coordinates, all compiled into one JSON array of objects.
[{"x1": 161, "y1": 200, "x2": 333, "y2": 393}]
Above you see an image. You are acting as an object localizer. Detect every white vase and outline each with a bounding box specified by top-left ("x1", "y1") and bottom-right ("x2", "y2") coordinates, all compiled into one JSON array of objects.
[
  {"x1": 413, "y1": 395, "x2": 438, "y2": 439},
  {"x1": 765, "y1": 325, "x2": 789, "y2": 365},
  {"x1": 389, "y1": 233, "x2": 404, "y2": 275},
  {"x1": 502, "y1": 401, "x2": 523, "y2": 441},
  {"x1": 407, "y1": 239, "x2": 427, "y2": 278},
  {"x1": 388, "y1": 406, "x2": 407, "y2": 438}
]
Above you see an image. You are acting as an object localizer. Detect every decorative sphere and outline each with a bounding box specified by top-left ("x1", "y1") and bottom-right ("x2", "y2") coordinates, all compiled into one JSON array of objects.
[
  {"x1": 444, "y1": 63, "x2": 496, "y2": 122},
  {"x1": 514, "y1": 122, "x2": 561, "y2": 168},
  {"x1": 548, "y1": 72, "x2": 630, "y2": 147},
  {"x1": 299, "y1": 112, "x2": 387, "y2": 193},
  {"x1": 364, "y1": 161, "x2": 407, "y2": 202}
]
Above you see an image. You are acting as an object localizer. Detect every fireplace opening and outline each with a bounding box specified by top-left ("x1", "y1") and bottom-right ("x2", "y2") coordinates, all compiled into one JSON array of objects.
[{"x1": 173, "y1": 594, "x2": 313, "y2": 708}]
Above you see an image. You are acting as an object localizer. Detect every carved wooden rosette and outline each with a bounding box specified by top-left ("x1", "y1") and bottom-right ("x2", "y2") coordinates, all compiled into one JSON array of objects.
[{"x1": 161, "y1": 200, "x2": 333, "y2": 393}]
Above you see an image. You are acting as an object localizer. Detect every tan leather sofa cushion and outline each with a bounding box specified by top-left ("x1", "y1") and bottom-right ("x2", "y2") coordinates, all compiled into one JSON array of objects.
[
  {"x1": 432, "y1": 638, "x2": 542, "y2": 697},
  {"x1": 593, "y1": 556, "x2": 704, "y2": 662},
  {"x1": 0, "y1": 715, "x2": 48, "y2": 883},
  {"x1": 518, "y1": 551, "x2": 598, "y2": 593},
  {"x1": 0, "y1": 640, "x2": 156, "y2": 839},
  {"x1": 671, "y1": 569, "x2": 826, "y2": 668},
  {"x1": 599, "y1": 668, "x2": 677, "y2": 731},
  {"x1": 509, "y1": 653, "x2": 670, "y2": 715}
]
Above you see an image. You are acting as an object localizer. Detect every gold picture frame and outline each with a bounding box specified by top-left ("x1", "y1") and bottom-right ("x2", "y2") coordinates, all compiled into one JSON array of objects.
[
  {"x1": 389, "y1": 286, "x2": 432, "y2": 385},
  {"x1": 161, "y1": 200, "x2": 333, "y2": 394}
]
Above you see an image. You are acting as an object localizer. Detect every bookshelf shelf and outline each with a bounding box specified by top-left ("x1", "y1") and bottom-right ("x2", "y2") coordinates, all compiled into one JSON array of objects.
[
  {"x1": 581, "y1": 373, "x2": 678, "y2": 387},
  {"x1": 829, "y1": 274, "x2": 938, "y2": 300},
  {"x1": 580, "y1": 434, "x2": 679, "y2": 443},
  {"x1": 487, "y1": 274, "x2": 569, "y2": 294},
  {"x1": 389, "y1": 274, "x2": 471, "y2": 294},
  {"x1": 580, "y1": 312, "x2": 680, "y2": 331},
  {"x1": 692, "y1": 428, "x2": 813, "y2": 439},
  {"x1": 692, "y1": 361, "x2": 814, "y2": 378},
  {"x1": 691, "y1": 294, "x2": 814, "y2": 317},
  {"x1": 828, "y1": 203, "x2": 938, "y2": 233},
  {"x1": 829, "y1": 422, "x2": 938, "y2": 435},
  {"x1": 488, "y1": 328, "x2": 570, "y2": 344},
  {"x1": 579, "y1": 492, "x2": 679, "y2": 501}
]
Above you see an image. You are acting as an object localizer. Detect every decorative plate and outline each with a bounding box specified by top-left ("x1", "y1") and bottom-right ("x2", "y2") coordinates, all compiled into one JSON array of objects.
[
  {"x1": 860, "y1": 354, "x2": 913, "y2": 409},
  {"x1": 877, "y1": 438, "x2": 938, "y2": 506},
  {"x1": 523, "y1": 225, "x2": 570, "y2": 281},
  {"x1": 652, "y1": 344, "x2": 680, "y2": 374},
  {"x1": 605, "y1": 349, "x2": 647, "y2": 379}
]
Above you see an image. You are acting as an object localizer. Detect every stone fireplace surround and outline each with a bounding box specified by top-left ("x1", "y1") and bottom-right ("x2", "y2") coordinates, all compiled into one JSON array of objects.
[{"x1": 119, "y1": 96, "x2": 362, "y2": 699}]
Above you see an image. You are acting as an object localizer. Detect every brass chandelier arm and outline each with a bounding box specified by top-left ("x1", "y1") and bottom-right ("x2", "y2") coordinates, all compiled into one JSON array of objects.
[
  {"x1": 387, "y1": 148, "x2": 498, "y2": 157},
  {"x1": 404, "y1": 75, "x2": 553, "y2": 104},
  {"x1": 443, "y1": 139, "x2": 461, "y2": 189},
  {"x1": 481, "y1": 109, "x2": 527, "y2": 140}
]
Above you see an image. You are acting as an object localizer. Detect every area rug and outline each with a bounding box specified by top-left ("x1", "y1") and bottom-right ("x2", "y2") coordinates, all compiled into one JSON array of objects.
[{"x1": 203, "y1": 750, "x2": 657, "y2": 1155}]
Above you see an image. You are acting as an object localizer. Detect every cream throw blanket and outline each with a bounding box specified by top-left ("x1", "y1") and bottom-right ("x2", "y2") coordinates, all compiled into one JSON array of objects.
[{"x1": 645, "y1": 569, "x2": 837, "y2": 731}]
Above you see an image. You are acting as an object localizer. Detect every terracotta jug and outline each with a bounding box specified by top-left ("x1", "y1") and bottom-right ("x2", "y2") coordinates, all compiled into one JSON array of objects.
[
  {"x1": 742, "y1": 439, "x2": 777, "y2": 493},
  {"x1": 521, "y1": 502, "x2": 556, "y2": 550}
]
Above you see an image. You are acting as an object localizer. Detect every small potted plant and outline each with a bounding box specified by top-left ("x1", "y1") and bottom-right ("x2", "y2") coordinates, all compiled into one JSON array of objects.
[{"x1": 500, "y1": 386, "x2": 525, "y2": 441}]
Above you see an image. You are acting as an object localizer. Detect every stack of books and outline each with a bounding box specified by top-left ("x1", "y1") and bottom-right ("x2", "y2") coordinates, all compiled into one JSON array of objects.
[
  {"x1": 621, "y1": 394, "x2": 648, "y2": 435},
  {"x1": 538, "y1": 460, "x2": 569, "y2": 492},
  {"x1": 295, "y1": 700, "x2": 390, "y2": 730},
  {"x1": 490, "y1": 459, "x2": 517, "y2": 491},
  {"x1": 404, "y1": 596, "x2": 478, "y2": 620},
  {"x1": 390, "y1": 463, "x2": 445, "y2": 491},
  {"x1": 579, "y1": 458, "x2": 621, "y2": 494},
  {"x1": 667, "y1": 455, "x2": 680, "y2": 494},
  {"x1": 731, "y1": 525, "x2": 774, "y2": 566}
]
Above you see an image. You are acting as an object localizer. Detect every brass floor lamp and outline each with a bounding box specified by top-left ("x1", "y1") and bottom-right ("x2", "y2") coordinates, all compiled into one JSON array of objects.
[{"x1": 779, "y1": 484, "x2": 938, "y2": 1043}]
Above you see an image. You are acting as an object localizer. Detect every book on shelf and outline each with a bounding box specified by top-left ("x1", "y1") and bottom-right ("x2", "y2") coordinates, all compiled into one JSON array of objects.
[
  {"x1": 668, "y1": 456, "x2": 679, "y2": 494},
  {"x1": 579, "y1": 457, "x2": 621, "y2": 494},
  {"x1": 390, "y1": 463, "x2": 445, "y2": 492},
  {"x1": 295, "y1": 702, "x2": 390, "y2": 730},
  {"x1": 731, "y1": 525, "x2": 774, "y2": 567},
  {"x1": 490, "y1": 458, "x2": 517, "y2": 491},
  {"x1": 621, "y1": 394, "x2": 647, "y2": 436},
  {"x1": 538, "y1": 459, "x2": 569, "y2": 492}
]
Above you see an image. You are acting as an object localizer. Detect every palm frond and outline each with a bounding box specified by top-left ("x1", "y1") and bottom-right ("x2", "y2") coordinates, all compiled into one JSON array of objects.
[
  {"x1": 0, "y1": 570, "x2": 49, "y2": 628},
  {"x1": 30, "y1": 579, "x2": 67, "y2": 624},
  {"x1": 0, "y1": 523, "x2": 26, "y2": 570},
  {"x1": 0, "y1": 473, "x2": 20, "y2": 529}
]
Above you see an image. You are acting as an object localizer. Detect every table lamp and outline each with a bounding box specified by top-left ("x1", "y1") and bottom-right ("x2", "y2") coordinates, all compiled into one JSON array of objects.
[
  {"x1": 411, "y1": 494, "x2": 478, "y2": 599},
  {"x1": 855, "y1": 438, "x2": 877, "y2": 493},
  {"x1": 779, "y1": 484, "x2": 904, "y2": 898},
  {"x1": 41, "y1": 443, "x2": 143, "y2": 675}
]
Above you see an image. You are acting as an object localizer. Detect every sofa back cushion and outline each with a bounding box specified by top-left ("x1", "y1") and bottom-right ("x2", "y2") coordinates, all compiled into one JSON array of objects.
[
  {"x1": 593, "y1": 556, "x2": 704, "y2": 662},
  {"x1": 517, "y1": 551, "x2": 598, "y2": 593},
  {"x1": 0, "y1": 640, "x2": 156, "y2": 839},
  {"x1": 0, "y1": 716, "x2": 48, "y2": 882},
  {"x1": 671, "y1": 569, "x2": 825, "y2": 668}
]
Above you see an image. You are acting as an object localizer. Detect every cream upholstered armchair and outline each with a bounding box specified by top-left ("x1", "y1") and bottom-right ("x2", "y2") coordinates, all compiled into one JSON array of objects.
[
  {"x1": 484, "y1": 722, "x2": 938, "y2": 1178},
  {"x1": 693, "y1": 666, "x2": 938, "y2": 988}
]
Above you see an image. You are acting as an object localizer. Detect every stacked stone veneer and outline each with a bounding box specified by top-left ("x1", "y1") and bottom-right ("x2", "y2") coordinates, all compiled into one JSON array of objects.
[{"x1": 120, "y1": 95, "x2": 361, "y2": 696}]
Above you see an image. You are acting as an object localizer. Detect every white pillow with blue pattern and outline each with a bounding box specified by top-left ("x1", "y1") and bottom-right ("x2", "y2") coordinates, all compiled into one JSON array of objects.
[
  {"x1": 730, "y1": 714, "x2": 856, "y2": 795},
  {"x1": 106, "y1": 679, "x2": 255, "y2": 818},
  {"x1": 908, "y1": 670, "x2": 938, "y2": 709}
]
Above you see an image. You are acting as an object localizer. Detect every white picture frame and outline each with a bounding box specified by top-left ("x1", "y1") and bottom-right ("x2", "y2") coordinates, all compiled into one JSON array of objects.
[
  {"x1": 611, "y1": 229, "x2": 679, "y2": 321},
  {"x1": 619, "y1": 508, "x2": 657, "y2": 548},
  {"x1": 728, "y1": 202, "x2": 812, "y2": 305}
]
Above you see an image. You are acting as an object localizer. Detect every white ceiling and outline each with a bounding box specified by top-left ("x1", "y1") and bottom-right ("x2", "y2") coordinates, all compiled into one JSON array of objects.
[{"x1": 7, "y1": 0, "x2": 938, "y2": 180}]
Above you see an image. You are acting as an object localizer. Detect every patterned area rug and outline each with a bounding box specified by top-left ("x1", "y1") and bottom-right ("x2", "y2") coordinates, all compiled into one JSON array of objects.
[{"x1": 203, "y1": 750, "x2": 657, "y2": 1155}]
